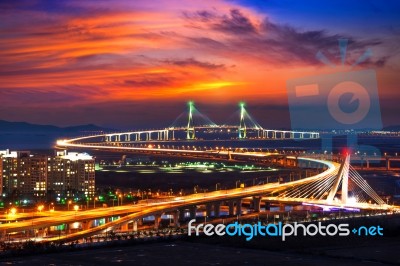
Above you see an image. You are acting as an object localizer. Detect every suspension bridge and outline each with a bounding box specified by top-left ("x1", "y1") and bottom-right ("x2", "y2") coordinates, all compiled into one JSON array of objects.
[
  {"x1": 41, "y1": 102, "x2": 398, "y2": 242},
  {"x1": 57, "y1": 102, "x2": 319, "y2": 150}
]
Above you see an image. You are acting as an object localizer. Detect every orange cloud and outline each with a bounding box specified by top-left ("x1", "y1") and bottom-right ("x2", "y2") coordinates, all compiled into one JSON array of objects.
[{"x1": 0, "y1": 0, "x2": 397, "y2": 127}]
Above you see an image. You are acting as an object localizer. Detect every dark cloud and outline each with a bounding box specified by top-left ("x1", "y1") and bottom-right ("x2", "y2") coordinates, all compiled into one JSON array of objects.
[
  {"x1": 214, "y1": 9, "x2": 258, "y2": 34},
  {"x1": 184, "y1": 9, "x2": 258, "y2": 34},
  {"x1": 184, "y1": 9, "x2": 387, "y2": 67},
  {"x1": 187, "y1": 37, "x2": 226, "y2": 49},
  {"x1": 0, "y1": 86, "x2": 102, "y2": 105},
  {"x1": 260, "y1": 18, "x2": 384, "y2": 66},
  {"x1": 0, "y1": 53, "x2": 145, "y2": 78},
  {"x1": 123, "y1": 76, "x2": 174, "y2": 88},
  {"x1": 163, "y1": 58, "x2": 225, "y2": 70}
]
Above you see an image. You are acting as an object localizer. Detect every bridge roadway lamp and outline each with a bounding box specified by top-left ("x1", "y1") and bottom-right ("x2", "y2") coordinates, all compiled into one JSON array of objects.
[
  {"x1": 74, "y1": 205, "x2": 79, "y2": 220},
  {"x1": 10, "y1": 207, "x2": 17, "y2": 215},
  {"x1": 118, "y1": 194, "x2": 123, "y2": 206},
  {"x1": 37, "y1": 205, "x2": 44, "y2": 212}
]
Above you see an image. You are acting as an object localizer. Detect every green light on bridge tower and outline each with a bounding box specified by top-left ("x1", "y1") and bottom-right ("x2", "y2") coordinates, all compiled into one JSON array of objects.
[
  {"x1": 187, "y1": 101, "x2": 195, "y2": 140},
  {"x1": 238, "y1": 102, "x2": 246, "y2": 139}
]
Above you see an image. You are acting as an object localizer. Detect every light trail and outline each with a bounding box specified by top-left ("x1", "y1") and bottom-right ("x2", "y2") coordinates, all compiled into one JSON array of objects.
[{"x1": 0, "y1": 155, "x2": 395, "y2": 243}]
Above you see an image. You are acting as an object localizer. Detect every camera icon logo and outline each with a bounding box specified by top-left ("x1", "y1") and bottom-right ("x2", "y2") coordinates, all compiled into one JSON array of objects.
[
  {"x1": 327, "y1": 80, "x2": 370, "y2": 125},
  {"x1": 287, "y1": 69, "x2": 382, "y2": 131}
]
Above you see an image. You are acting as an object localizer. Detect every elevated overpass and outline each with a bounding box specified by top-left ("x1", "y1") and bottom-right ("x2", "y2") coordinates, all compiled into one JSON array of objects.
[{"x1": 0, "y1": 155, "x2": 394, "y2": 243}]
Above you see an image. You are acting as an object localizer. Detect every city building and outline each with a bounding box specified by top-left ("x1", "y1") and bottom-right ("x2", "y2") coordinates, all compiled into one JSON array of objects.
[
  {"x1": 47, "y1": 150, "x2": 95, "y2": 198},
  {"x1": 0, "y1": 150, "x2": 95, "y2": 199}
]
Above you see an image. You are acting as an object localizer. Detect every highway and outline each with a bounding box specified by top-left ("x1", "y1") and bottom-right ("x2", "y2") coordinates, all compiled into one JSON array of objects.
[{"x1": 0, "y1": 155, "x2": 391, "y2": 243}]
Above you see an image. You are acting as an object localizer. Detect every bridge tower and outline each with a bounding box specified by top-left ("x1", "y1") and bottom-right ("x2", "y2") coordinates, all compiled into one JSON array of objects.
[
  {"x1": 186, "y1": 101, "x2": 195, "y2": 140},
  {"x1": 238, "y1": 102, "x2": 246, "y2": 139},
  {"x1": 327, "y1": 154, "x2": 350, "y2": 205}
]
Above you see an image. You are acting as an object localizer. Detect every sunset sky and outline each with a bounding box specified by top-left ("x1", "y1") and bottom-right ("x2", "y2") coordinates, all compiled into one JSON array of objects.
[{"x1": 1, "y1": 0, "x2": 400, "y2": 129}]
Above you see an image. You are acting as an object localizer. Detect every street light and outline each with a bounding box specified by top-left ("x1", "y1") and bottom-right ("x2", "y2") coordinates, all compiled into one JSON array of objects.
[
  {"x1": 236, "y1": 180, "x2": 241, "y2": 188},
  {"x1": 10, "y1": 207, "x2": 17, "y2": 215},
  {"x1": 74, "y1": 205, "x2": 79, "y2": 219},
  {"x1": 37, "y1": 205, "x2": 44, "y2": 212},
  {"x1": 94, "y1": 197, "x2": 98, "y2": 209},
  {"x1": 68, "y1": 200, "x2": 72, "y2": 211},
  {"x1": 119, "y1": 194, "x2": 123, "y2": 206}
]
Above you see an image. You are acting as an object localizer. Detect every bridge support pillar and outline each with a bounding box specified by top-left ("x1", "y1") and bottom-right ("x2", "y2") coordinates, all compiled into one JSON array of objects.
[
  {"x1": 265, "y1": 202, "x2": 271, "y2": 211},
  {"x1": 366, "y1": 160, "x2": 370, "y2": 169},
  {"x1": 66, "y1": 223, "x2": 71, "y2": 234},
  {"x1": 154, "y1": 214, "x2": 162, "y2": 229},
  {"x1": 82, "y1": 220, "x2": 92, "y2": 230},
  {"x1": 189, "y1": 206, "x2": 197, "y2": 219},
  {"x1": 279, "y1": 203, "x2": 285, "y2": 212},
  {"x1": 252, "y1": 196, "x2": 262, "y2": 212},
  {"x1": 120, "y1": 223, "x2": 129, "y2": 232},
  {"x1": 133, "y1": 220, "x2": 138, "y2": 232},
  {"x1": 172, "y1": 211, "x2": 180, "y2": 227},
  {"x1": 214, "y1": 202, "x2": 221, "y2": 217},
  {"x1": 67, "y1": 223, "x2": 79, "y2": 234},
  {"x1": 206, "y1": 203, "x2": 213, "y2": 217},
  {"x1": 386, "y1": 158, "x2": 391, "y2": 170},
  {"x1": 178, "y1": 208, "x2": 186, "y2": 221},
  {"x1": 228, "y1": 201, "x2": 235, "y2": 216},
  {"x1": 236, "y1": 199, "x2": 242, "y2": 216}
]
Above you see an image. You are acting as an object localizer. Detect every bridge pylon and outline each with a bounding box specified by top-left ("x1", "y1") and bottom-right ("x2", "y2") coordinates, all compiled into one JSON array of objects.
[
  {"x1": 238, "y1": 102, "x2": 246, "y2": 139},
  {"x1": 186, "y1": 101, "x2": 195, "y2": 140},
  {"x1": 327, "y1": 154, "x2": 350, "y2": 204}
]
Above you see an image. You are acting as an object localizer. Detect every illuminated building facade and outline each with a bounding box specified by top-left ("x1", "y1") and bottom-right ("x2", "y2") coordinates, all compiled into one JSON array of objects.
[
  {"x1": 0, "y1": 150, "x2": 95, "y2": 198},
  {"x1": 47, "y1": 151, "x2": 95, "y2": 197}
]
